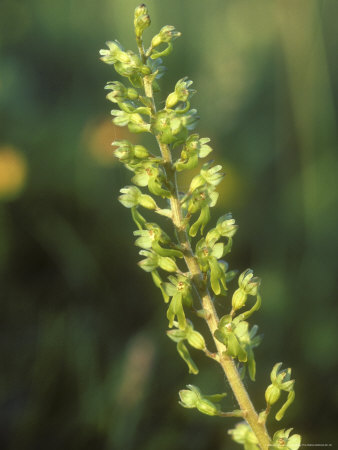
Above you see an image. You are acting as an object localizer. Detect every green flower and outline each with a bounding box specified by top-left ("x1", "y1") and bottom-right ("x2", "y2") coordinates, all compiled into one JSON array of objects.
[
  {"x1": 179, "y1": 384, "x2": 227, "y2": 416},
  {"x1": 166, "y1": 77, "x2": 195, "y2": 109},
  {"x1": 162, "y1": 275, "x2": 193, "y2": 328},
  {"x1": 271, "y1": 429, "x2": 301, "y2": 450},
  {"x1": 134, "y1": 4, "x2": 151, "y2": 38},
  {"x1": 265, "y1": 363, "x2": 296, "y2": 421},
  {"x1": 152, "y1": 109, "x2": 199, "y2": 145},
  {"x1": 174, "y1": 134, "x2": 212, "y2": 172},
  {"x1": 229, "y1": 423, "x2": 259, "y2": 450},
  {"x1": 186, "y1": 188, "x2": 219, "y2": 237},
  {"x1": 99, "y1": 40, "x2": 150, "y2": 87},
  {"x1": 111, "y1": 108, "x2": 151, "y2": 133},
  {"x1": 215, "y1": 315, "x2": 261, "y2": 378},
  {"x1": 113, "y1": 140, "x2": 150, "y2": 165},
  {"x1": 138, "y1": 250, "x2": 179, "y2": 273},
  {"x1": 131, "y1": 162, "x2": 171, "y2": 198},
  {"x1": 205, "y1": 212, "x2": 238, "y2": 247},
  {"x1": 232, "y1": 269, "x2": 261, "y2": 312},
  {"x1": 105, "y1": 81, "x2": 139, "y2": 103},
  {"x1": 167, "y1": 319, "x2": 206, "y2": 350},
  {"x1": 134, "y1": 223, "x2": 183, "y2": 258},
  {"x1": 195, "y1": 237, "x2": 227, "y2": 294},
  {"x1": 150, "y1": 25, "x2": 181, "y2": 59},
  {"x1": 189, "y1": 161, "x2": 224, "y2": 192},
  {"x1": 119, "y1": 186, "x2": 158, "y2": 210}
]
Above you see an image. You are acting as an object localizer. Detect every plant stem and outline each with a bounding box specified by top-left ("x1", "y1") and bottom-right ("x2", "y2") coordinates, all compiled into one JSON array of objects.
[{"x1": 143, "y1": 74, "x2": 271, "y2": 450}]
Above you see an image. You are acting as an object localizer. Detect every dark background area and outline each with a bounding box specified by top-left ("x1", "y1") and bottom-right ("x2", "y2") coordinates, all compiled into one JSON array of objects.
[{"x1": 0, "y1": 0, "x2": 337, "y2": 449}]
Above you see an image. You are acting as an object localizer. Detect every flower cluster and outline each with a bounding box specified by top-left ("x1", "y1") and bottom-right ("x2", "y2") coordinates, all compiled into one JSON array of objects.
[{"x1": 100, "y1": 5, "x2": 301, "y2": 450}]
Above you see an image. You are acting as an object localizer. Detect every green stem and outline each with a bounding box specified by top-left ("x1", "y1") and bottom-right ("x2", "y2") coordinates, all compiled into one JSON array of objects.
[{"x1": 142, "y1": 67, "x2": 271, "y2": 450}]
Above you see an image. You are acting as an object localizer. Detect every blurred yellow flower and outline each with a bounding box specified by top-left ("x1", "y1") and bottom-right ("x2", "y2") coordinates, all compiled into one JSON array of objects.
[{"x1": 0, "y1": 146, "x2": 27, "y2": 200}]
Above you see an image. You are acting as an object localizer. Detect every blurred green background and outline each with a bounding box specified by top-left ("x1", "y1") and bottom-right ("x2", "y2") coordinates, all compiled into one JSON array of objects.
[{"x1": 1, "y1": 0, "x2": 337, "y2": 449}]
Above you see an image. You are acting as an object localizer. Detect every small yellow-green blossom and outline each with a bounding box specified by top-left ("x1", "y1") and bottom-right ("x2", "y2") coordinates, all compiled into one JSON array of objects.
[{"x1": 100, "y1": 5, "x2": 301, "y2": 449}]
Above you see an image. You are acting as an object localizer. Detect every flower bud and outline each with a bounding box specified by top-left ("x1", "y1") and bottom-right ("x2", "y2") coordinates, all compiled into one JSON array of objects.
[
  {"x1": 138, "y1": 193, "x2": 158, "y2": 209},
  {"x1": 119, "y1": 186, "x2": 141, "y2": 208},
  {"x1": 165, "y1": 92, "x2": 179, "y2": 109},
  {"x1": 99, "y1": 41, "x2": 122, "y2": 64},
  {"x1": 238, "y1": 269, "x2": 261, "y2": 296},
  {"x1": 216, "y1": 213, "x2": 238, "y2": 238},
  {"x1": 232, "y1": 288, "x2": 247, "y2": 311},
  {"x1": 134, "y1": 145, "x2": 149, "y2": 158},
  {"x1": 165, "y1": 77, "x2": 195, "y2": 109},
  {"x1": 134, "y1": 8, "x2": 151, "y2": 38},
  {"x1": 134, "y1": 4, "x2": 148, "y2": 19},
  {"x1": 265, "y1": 384, "x2": 281, "y2": 405},
  {"x1": 179, "y1": 388, "x2": 199, "y2": 408},
  {"x1": 196, "y1": 398, "x2": 219, "y2": 416},
  {"x1": 113, "y1": 140, "x2": 134, "y2": 161},
  {"x1": 270, "y1": 363, "x2": 295, "y2": 392},
  {"x1": 138, "y1": 250, "x2": 159, "y2": 272},
  {"x1": 186, "y1": 330, "x2": 206, "y2": 350},
  {"x1": 151, "y1": 25, "x2": 181, "y2": 48},
  {"x1": 158, "y1": 256, "x2": 178, "y2": 273}
]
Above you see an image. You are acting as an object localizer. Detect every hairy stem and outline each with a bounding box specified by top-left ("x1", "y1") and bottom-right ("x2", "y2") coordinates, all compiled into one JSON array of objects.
[{"x1": 143, "y1": 74, "x2": 271, "y2": 450}]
